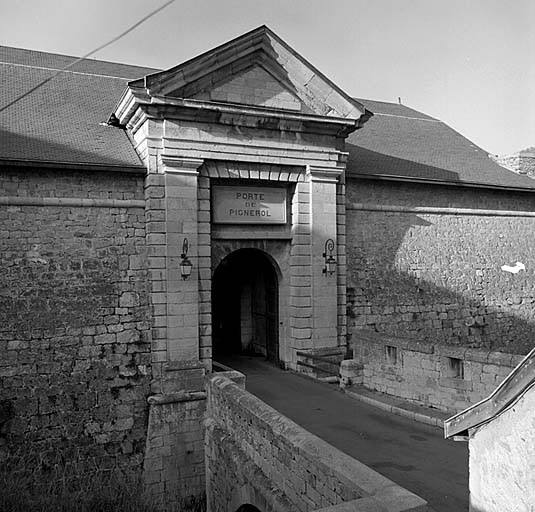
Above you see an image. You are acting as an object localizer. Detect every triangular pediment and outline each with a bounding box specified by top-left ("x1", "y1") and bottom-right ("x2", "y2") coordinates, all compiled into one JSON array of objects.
[
  {"x1": 190, "y1": 64, "x2": 310, "y2": 112},
  {"x1": 137, "y1": 26, "x2": 368, "y2": 120}
]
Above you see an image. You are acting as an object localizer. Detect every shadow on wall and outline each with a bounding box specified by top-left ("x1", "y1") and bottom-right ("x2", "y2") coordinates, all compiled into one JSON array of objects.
[{"x1": 347, "y1": 209, "x2": 535, "y2": 354}]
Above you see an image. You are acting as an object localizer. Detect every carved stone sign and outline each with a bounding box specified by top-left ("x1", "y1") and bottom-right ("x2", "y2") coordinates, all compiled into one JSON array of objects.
[{"x1": 212, "y1": 186, "x2": 287, "y2": 224}]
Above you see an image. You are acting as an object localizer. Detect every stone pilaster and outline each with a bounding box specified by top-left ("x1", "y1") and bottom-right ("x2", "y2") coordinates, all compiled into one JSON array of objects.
[
  {"x1": 307, "y1": 165, "x2": 344, "y2": 350},
  {"x1": 289, "y1": 180, "x2": 313, "y2": 357},
  {"x1": 336, "y1": 177, "x2": 348, "y2": 350},
  {"x1": 160, "y1": 156, "x2": 204, "y2": 363},
  {"x1": 145, "y1": 172, "x2": 167, "y2": 394},
  {"x1": 197, "y1": 173, "x2": 212, "y2": 369},
  {"x1": 146, "y1": 155, "x2": 205, "y2": 396},
  {"x1": 143, "y1": 156, "x2": 207, "y2": 507}
]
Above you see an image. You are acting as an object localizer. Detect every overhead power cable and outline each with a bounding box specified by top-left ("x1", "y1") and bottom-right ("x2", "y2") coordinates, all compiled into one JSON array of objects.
[{"x1": 0, "y1": 0, "x2": 176, "y2": 114}]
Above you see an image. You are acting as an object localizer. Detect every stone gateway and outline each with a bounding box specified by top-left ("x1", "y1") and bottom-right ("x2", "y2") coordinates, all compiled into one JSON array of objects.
[{"x1": 2, "y1": 25, "x2": 535, "y2": 509}]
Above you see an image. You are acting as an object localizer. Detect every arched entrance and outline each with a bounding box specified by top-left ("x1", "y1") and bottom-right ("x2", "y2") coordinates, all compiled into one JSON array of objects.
[{"x1": 212, "y1": 249, "x2": 279, "y2": 363}]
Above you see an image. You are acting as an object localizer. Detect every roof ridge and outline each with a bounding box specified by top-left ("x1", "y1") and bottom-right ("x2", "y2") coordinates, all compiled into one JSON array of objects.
[
  {"x1": 373, "y1": 112, "x2": 441, "y2": 123},
  {"x1": 354, "y1": 97, "x2": 439, "y2": 122},
  {"x1": 0, "y1": 44, "x2": 84, "y2": 61},
  {"x1": 0, "y1": 60, "x2": 137, "y2": 80},
  {"x1": 0, "y1": 44, "x2": 159, "y2": 70}
]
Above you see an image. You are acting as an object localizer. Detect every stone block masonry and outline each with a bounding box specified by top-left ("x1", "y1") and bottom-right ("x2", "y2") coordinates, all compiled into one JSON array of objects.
[
  {"x1": 193, "y1": 65, "x2": 303, "y2": 111},
  {"x1": 346, "y1": 179, "x2": 535, "y2": 354},
  {"x1": 206, "y1": 373, "x2": 428, "y2": 512},
  {"x1": 0, "y1": 168, "x2": 152, "y2": 472},
  {"x1": 143, "y1": 392, "x2": 206, "y2": 508},
  {"x1": 353, "y1": 330, "x2": 524, "y2": 413}
]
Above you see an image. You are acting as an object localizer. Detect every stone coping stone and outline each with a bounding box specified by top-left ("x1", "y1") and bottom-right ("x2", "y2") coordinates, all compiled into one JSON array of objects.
[
  {"x1": 354, "y1": 330, "x2": 524, "y2": 366},
  {"x1": 208, "y1": 375, "x2": 428, "y2": 510},
  {"x1": 147, "y1": 391, "x2": 207, "y2": 405},
  {"x1": 345, "y1": 385, "x2": 451, "y2": 429}
]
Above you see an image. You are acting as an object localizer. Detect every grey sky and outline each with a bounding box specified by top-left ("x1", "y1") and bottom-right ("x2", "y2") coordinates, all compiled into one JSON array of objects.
[{"x1": 1, "y1": 0, "x2": 533, "y2": 155}]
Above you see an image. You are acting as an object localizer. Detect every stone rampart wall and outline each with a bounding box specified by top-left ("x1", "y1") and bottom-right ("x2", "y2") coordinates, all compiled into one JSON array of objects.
[
  {"x1": 346, "y1": 179, "x2": 535, "y2": 354},
  {"x1": 353, "y1": 330, "x2": 524, "y2": 413},
  {"x1": 205, "y1": 374, "x2": 428, "y2": 512},
  {"x1": 0, "y1": 168, "x2": 151, "y2": 471}
]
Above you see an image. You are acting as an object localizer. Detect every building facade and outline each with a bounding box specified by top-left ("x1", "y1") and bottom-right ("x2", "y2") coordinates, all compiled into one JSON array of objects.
[{"x1": 2, "y1": 26, "x2": 535, "y2": 504}]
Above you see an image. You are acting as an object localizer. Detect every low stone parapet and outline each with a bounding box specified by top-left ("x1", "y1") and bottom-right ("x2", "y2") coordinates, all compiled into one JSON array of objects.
[
  {"x1": 206, "y1": 373, "x2": 429, "y2": 511},
  {"x1": 351, "y1": 330, "x2": 525, "y2": 413}
]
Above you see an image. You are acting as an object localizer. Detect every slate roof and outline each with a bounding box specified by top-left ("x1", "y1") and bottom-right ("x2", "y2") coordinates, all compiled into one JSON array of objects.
[
  {"x1": 346, "y1": 99, "x2": 535, "y2": 190},
  {"x1": 0, "y1": 46, "x2": 157, "y2": 170},
  {"x1": 1, "y1": 45, "x2": 534, "y2": 190}
]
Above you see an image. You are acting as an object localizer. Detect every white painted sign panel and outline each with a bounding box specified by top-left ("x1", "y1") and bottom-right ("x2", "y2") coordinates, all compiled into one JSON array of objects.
[{"x1": 212, "y1": 186, "x2": 287, "y2": 224}]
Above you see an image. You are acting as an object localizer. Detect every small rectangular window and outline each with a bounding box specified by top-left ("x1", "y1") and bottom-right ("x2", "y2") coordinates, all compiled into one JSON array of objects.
[
  {"x1": 385, "y1": 345, "x2": 397, "y2": 365},
  {"x1": 446, "y1": 357, "x2": 464, "y2": 379}
]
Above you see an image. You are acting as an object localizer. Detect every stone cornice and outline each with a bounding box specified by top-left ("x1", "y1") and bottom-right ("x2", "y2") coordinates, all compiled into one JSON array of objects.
[
  {"x1": 0, "y1": 197, "x2": 145, "y2": 208},
  {"x1": 159, "y1": 154, "x2": 204, "y2": 174},
  {"x1": 128, "y1": 107, "x2": 149, "y2": 135},
  {"x1": 307, "y1": 165, "x2": 345, "y2": 183},
  {"x1": 348, "y1": 203, "x2": 535, "y2": 217},
  {"x1": 150, "y1": 95, "x2": 358, "y2": 128},
  {"x1": 116, "y1": 92, "x2": 360, "y2": 138},
  {"x1": 112, "y1": 86, "x2": 151, "y2": 127}
]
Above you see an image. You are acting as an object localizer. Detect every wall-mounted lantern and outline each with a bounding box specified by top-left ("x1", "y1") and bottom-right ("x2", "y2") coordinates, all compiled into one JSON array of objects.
[
  {"x1": 323, "y1": 238, "x2": 336, "y2": 275},
  {"x1": 180, "y1": 238, "x2": 193, "y2": 280}
]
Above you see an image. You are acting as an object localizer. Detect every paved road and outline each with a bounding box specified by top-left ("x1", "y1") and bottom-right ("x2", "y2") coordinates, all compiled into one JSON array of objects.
[{"x1": 217, "y1": 355, "x2": 468, "y2": 512}]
